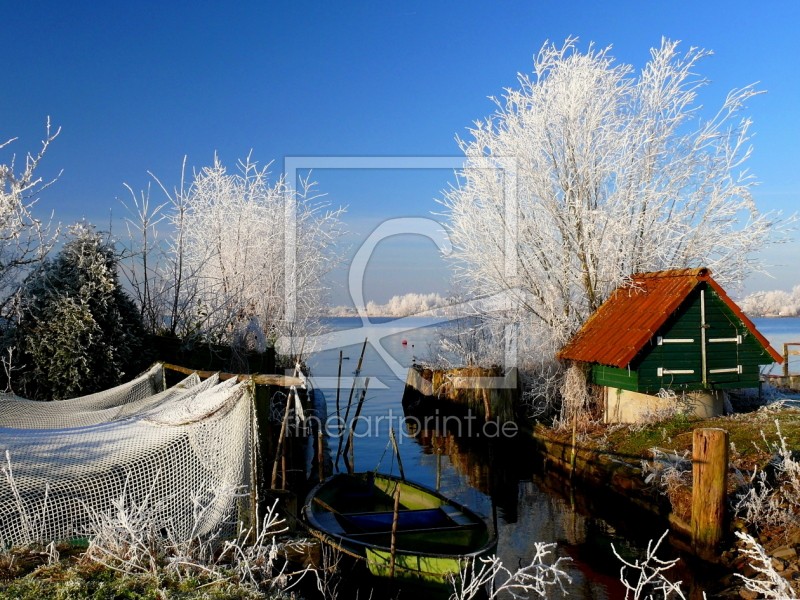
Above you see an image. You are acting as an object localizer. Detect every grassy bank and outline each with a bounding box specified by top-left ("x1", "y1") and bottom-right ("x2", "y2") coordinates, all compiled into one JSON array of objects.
[{"x1": 0, "y1": 544, "x2": 308, "y2": 600}]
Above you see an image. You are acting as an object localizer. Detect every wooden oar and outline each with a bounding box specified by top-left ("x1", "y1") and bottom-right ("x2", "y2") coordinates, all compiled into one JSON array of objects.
[{"x1": 312, "y1": 496, "x2": 367, "y2": 533}]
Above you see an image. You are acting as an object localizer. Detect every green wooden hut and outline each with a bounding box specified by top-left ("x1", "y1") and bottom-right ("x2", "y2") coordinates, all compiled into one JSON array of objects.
[{"x1": 558, "y1": 268, "x2": 782, "y2": 422}]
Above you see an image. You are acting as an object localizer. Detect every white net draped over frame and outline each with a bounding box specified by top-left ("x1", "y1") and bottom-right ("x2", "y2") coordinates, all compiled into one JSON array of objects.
[{"x1": 0, "y1": 365, "x2": 254, "y2": 547}]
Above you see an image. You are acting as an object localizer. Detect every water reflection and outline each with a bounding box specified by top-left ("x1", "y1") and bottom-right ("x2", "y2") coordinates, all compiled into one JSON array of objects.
[{"x1": 307, "y1": 318, "x2": 723, "y2": 598}]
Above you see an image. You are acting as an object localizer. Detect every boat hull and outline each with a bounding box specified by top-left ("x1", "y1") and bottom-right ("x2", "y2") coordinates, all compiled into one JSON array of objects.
[{"x1": 302, "y1": 472, "x2": 497, "y2": 588}]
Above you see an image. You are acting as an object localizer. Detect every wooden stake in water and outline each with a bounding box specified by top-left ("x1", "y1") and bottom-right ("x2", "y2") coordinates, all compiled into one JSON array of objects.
[
  {"x1": 343, "y1": 378, "x2": 370, "y2": 474},
  {"x1": 389, "y1": 484, "x2": 401, "y2": 579},
  {"x1": 336, "y1": 338, "x2": 367, "y2": 469},
  {"x1": 569, "y1": 406, "x2": 578, "y2": 479},
  {"x1": 436, "y1": 450, "x2": 441, "y2": 491},
  {"x1": 335, "y1": 350, "x2": 343, "y2": 419},
  {"x1": 389, "y1": 427, "x2": 405, "y2": 481},
  {"x1": 317, "y1": 429, "x2": 324, "y2": 483}
]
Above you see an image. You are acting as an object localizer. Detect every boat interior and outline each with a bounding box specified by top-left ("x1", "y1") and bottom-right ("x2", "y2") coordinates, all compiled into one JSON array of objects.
[{"x1": 311, "y1": 473, "x2": 491, "y2": 555}]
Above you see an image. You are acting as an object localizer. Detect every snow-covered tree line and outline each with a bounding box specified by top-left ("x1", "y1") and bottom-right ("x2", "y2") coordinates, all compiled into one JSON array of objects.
[
  {"x1": 122, "y1": 156, "x2": 345, "y2": 354},
  {"x1": 742, "y1": 286, "x2": 800, "y2": 317},
  {"x1": 440, "y1": 37, "x2": 784, "y2": 367},
  {"x1": 1, "y1": 126, "x2": 346, "y2": 395},
  {"x1": 329, "y1": 292, "x2": 448, "y2": 317}
]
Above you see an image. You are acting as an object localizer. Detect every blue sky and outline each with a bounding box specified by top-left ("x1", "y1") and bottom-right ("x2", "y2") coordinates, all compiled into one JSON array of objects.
[{"x1": 2, "y1": 0, "x2": 798, "y2": 305}]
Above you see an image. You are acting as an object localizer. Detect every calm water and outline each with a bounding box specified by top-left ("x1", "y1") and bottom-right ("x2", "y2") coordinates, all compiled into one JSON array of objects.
[
  {"x1": 304, "y1": 317, "x2": 719, "y2": 599},
  {"x1": 751, "y1": 317, "x2": 800, "y2": 375}
]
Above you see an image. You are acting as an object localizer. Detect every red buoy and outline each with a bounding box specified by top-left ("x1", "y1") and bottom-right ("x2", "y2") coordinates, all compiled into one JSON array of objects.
[{"x1": 401, "y1": 340, "x2": 408, "y2": 345}]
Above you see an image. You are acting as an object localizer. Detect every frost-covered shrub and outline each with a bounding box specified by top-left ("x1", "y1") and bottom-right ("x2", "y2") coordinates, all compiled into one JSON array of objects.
[
  {"x1": 732, "y1": 420, "x2": 800, "y2": 539},
  {"x1": 14, "y1": 224, "x2": 147, "y2": 399},
  {"x1": 641, "y1": 448, "x2": 692, "y2": 512}
]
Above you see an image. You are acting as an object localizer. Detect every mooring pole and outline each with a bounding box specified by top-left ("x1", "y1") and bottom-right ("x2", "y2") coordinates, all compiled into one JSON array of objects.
[
  {"x1": 390, "y1": 427, "x2": 405, "y2": 481},
  {"x1": 317, "y1": 429, "x2": 324, "y2": 483},
  {"x1": 436, "y1": 450, "x2": 441, "y2": 491},
  {"x1": 389, "y1": 484, "x2": 401, "y2": 579},
  {"x1": 336, "y1": 338, "x2": 367, "y2": 469},
  {"x1": 343, "y1": 378, "x2": 370, "y2": 474},
  {"x1": 569, "y1": 406, "x2": 578, "y2": 480},
  {"x1": 335, "y1": 349, "x2": 343, "y2": 419},
  {"x1": 281, "y1": 446, "x2": 287, "y2": 490},
  {"x1": 691, "y1": 428, "x2": 728, "y2": 557},
  {"x1": 785, "y1": 343, "x2": 790, "y2": 378},
  {"x1": 271, "y1": 388, "x2": 294, "y2": 489}
]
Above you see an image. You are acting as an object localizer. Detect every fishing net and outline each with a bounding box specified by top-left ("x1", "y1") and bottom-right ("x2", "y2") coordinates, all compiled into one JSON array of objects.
[
  {"x1": 0, "y1": 364, "x2": 166, "y2": 429},
  {"x1": 0, "y1": 369, "x2": 255, "y2": 548}
]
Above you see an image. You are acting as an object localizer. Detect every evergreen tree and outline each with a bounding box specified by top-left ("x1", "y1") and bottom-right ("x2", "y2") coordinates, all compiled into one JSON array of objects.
[{"x1": 15, "y1": 224, "x2": 147, "y2": 399}]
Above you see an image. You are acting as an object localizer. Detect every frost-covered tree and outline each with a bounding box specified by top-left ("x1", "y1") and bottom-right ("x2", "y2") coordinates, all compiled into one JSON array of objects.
[
  {"x1": 14, "y1": 224, "x2": 147, "y2": 399},
  {"x1": 742, "y1": 286, "x2": 800, "y2": 317},
  {"x1": 442, "y1": 38, "x2": 783, "y2": 359},
  {"x1": 122, "y1": 156, "x2": 345, "y2": 354},
  {"x1": 0, "y1": 121, "x2": 60, "y2": 317},
  {"x1": 330, "y1": 292, "x2": 449, "y2": 317}
]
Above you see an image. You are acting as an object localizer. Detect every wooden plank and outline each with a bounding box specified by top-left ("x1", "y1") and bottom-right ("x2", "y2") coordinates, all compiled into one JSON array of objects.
[
  {"x1": 162, "y1": 363, "x2": 302, "y2": 387},
  {"x1": 691, "y1": 428, "x2": 728, "y2": 558}
]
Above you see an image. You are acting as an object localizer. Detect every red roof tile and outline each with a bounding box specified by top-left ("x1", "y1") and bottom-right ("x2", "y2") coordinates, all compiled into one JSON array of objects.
[{"x1": 557, "y1": 268, "x2": 783, "y2": 367}]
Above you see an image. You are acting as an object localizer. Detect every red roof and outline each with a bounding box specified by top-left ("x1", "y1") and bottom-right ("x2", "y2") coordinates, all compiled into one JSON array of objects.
[{"x1": 557, "y1": 268, "x2": 782, "y2": 367}]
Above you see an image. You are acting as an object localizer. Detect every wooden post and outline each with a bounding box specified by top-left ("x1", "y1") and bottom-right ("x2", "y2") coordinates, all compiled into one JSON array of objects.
[
  {"x1": 271, "y1": 389, "x2": 294, "y2": 489},
  {"x1": 281, "y1": 448, "x2": 287, "y2": 490},
  {"x1": 436, "y1": 450, "x2": 441, "y2": 491},
  {"x1": 248, "y1": 380, "x2": 260, "y2": 541},
  {"x1": 343, "y1": 378, "x2": 370, "y2": 474},
  {"x1": 349, "y1": 435, "x2": 355, "y2": 474},
  {"x1": 336, "y1": 338, "x2": 367, "y2": 469},
  {"x1": 389, "y1": 427, "x2": 405, "y2": 481},
  {"x1": 691, "y1": 428, "x2": 729, "y2": 557},
  {"x1": 252, "y1": 382, "x2": 272, "y2": 522},
  {"x1": 317, "y1": 429, "x2": 324, "y2": 483},
  {"x1": 335, "y1": 349, "x2": 343, "y2": 421},
  {"x1": 389, "y1": 484, "x2": 401, "y2": 579},
  {"x1": 569, "y1": 407, "x2": 578, "y2": 479}
]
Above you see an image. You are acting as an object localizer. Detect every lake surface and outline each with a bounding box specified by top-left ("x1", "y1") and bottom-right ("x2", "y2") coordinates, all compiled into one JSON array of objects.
[
  {"x1": 305, "y1": 317, "x2": 720, "y2": 599},
  {"x1": 751, "y1": 317, "x2": 800, "y2": 375},
  {"x1": 303, "y1": 316, "x2": 800, "y2": 597}
]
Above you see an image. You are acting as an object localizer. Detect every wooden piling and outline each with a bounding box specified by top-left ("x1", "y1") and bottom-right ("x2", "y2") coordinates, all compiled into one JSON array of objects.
[
  {"x1": 389, "y1": 484, "x2": 401, "y2": 579},
  {"x1": 390, "y1": 427, "x2": 405, "y2": 481},
  {"x1": 436, "y1": 450, "x2": 441, "y2": 491},
  {"x1": 335, "y1": 350, "x2": 343, "y2": 420},
  {"x1": 317, "y1": 429, "x2": 324, "y2": 483},
  {"x1": 691, "y1": 428, "x2": 729, "y2": 557},
  {"x1": 785, "y1": 343, "x2": 789, "y2": 378},
  {"x1": 336, "y1": 338, "x2": 367, "y2": 469},
  {"x1": 784, "y1": 343, "x2": 800, "y2": 378},
  {"x1": 343, "y1": 378, "x2": 370, "y2": 474},
  {"x1": 281, "y1": 449, "x2": 287, "y2": 490},
  {"x1": 271, "y1": 389, "x2": 294, "y2": 489},
  {"x1": 569, "y1": 407, "x2": 578, "y2": 479}
]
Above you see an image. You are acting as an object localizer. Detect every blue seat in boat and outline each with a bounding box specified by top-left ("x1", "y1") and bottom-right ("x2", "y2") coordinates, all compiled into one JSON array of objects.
[
  {"x1": 315, "y1": 511, "x2": 346, "y2": 535},
  {"x1": 346, "y1": 508, "x2": 450, "y2": 532}
]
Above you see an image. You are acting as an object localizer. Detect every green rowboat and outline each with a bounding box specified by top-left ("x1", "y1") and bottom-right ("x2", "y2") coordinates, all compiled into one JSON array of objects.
[{"x1": 302, "y1": 472, "x2": 497, "y2": 588}]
